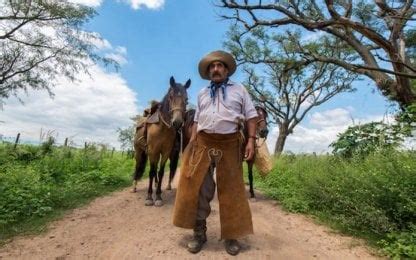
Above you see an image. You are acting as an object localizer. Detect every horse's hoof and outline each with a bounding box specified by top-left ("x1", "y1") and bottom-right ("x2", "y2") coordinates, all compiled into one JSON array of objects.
[
  {"x1": 249, "y1": 197, "x2": 257, "y2": 202},
  {"x1": 166, "y1": 185, "x2": 172, "y2": 191},
  {"x1": 145, "y1": 199, "x2": 154, "y2": 206},
  {"x1": 154, "y1": 200, "x2": 164, "y2": 207},
  {"x1": 132, "y1": 187, "x2": 137, "y2": 193}
]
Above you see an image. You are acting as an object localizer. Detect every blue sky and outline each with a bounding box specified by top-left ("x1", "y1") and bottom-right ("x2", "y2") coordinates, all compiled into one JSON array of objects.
[
  {"x1": 86, "y1": 0, "x2": 228, "y2": 108},
  {"x1": 0, "y1": 0, "x2": 398, "y2": 152}
]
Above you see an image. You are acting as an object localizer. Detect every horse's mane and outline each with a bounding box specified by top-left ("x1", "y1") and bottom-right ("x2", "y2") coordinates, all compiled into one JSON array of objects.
[{"x1": 159, "y1": 92, "x2": 171, "y2": 120}]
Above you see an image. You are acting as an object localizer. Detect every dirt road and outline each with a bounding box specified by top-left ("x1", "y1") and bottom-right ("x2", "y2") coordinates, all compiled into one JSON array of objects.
[{"x1": 0, "y1": 174, "x2": 380, "y2": 259}]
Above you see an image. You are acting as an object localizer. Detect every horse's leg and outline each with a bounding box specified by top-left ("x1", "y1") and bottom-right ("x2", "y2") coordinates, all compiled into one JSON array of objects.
[
  {"x1": 167, "y1": 148, "x2": 179, "y2": 190},
  {"x1": 248, "y1": 161, "x2": 256, "y2": 200},
  {"x1": 145, "y1": 162, "x2": 157, "y2": 206},
  {"x1": 155, "y1": 157, "x2": 169, "y2": 207},
  {"x1": 132, "y1": 149, "x2": 147, "y2": 193}
]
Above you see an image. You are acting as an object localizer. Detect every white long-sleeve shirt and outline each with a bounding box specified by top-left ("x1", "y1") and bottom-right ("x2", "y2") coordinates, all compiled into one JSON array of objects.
[{"x1": 194, "y1": 80, "x2": 258, "y2": 134}]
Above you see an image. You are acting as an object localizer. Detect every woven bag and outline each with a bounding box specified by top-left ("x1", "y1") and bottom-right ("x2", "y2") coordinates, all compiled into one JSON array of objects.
[{"x1": 254, "y1": 138, "x2": 273, "y2": 177}]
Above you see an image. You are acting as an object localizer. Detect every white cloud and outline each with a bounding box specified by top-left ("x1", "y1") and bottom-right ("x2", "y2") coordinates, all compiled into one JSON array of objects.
[
  {"x1": 86, "y1": 32, "x2": 113, "y2": 50},
  {"x1": 69, "y1": 0, "x2": 165, "y2": 10},
  {"x1": 309, "y1": 107, "x2": 353, "y2": 128},
  {"x1": 266, "y1": 108, "x2": 394, "y2": 154},
  {"x1": 69, "y1": 0, "x2": 104, "y2": 7},
  {"x1": 105, "y1": 53, "x2": 128, "y2": 65},
  {"x1": 115, "y1": 46, "x2": 127, "y2": 55},
  {"x1": 105, "y1": 46, "x2": 128, "y2": 65},
  {"x1": 123, "y1": 0, "x2": 165, "y2": 10},
  {"x1": 0, "y1": 65, "x2": 139, "y2": 149}
]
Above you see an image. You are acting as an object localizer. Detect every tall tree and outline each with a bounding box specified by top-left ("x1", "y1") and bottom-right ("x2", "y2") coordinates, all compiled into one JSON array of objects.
[
  {"x1": 0, "y1": 0, "x2": 115, "y2": 100},
  {"x1": 225, "y1": 26, "x2": 357, "y2": 154},
  {"x1": 117, "y1": 126, "x2": 135, "y2": 151},
  {"x1": 219, "y1": 0, "x2": 416, "y2": 109}
]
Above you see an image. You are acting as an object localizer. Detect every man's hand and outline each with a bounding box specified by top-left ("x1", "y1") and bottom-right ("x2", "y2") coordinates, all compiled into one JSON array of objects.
[
  {"x1": 244, "y1": 117, "x2": 257, "y2": 161},
  {"x1": 244, "y1": 138, "x2": 255, "y2": 161}
]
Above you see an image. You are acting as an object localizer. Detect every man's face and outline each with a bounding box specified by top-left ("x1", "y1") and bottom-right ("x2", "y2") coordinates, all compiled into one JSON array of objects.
[{"x1": 208, "y1": 61, "x2": 229, "y2": 83}]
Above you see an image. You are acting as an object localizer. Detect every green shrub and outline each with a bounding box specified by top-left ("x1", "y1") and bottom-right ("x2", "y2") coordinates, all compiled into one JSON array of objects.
[
  {"x1": 330, "y1": 122, "x2": 404, "y2": 157},
  {"x1": 0, "y1": 143, "x2": 134, "y2": 240},
  {"x1": 379, "y1": 226, "x2": 416, "y2": 259},
  {"x1": 253, "y1": 150, "x2": 416, "y2": 258}
]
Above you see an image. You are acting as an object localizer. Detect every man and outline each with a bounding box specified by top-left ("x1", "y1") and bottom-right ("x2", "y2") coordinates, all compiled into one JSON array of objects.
[{"x1": 173, "y1": 50, "x2": 258, "y2": 256}]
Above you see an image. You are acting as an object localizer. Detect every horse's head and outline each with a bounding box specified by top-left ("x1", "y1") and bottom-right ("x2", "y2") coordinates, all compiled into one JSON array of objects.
[
  {"x1": 168, "y1": 76, "x2": 191, "y2": 130},
  {"x1": 255, "y1": 106, "x2": 269, "y2": 138}
]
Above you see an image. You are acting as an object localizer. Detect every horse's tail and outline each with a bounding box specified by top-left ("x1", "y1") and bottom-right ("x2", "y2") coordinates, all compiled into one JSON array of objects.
[{"x1": 133, "y1": 150, "x2": 147, "y2": 181}]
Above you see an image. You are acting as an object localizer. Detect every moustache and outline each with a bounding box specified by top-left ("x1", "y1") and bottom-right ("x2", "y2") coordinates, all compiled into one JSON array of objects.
[{"x1": 212, "y1": 72, "x2": 221, "y2": 77}]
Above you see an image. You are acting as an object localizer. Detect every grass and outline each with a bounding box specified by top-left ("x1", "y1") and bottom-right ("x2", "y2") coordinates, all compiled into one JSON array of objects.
[
  {"x1": 249, "y1": 150, "x2": 416, "y2": 259},
  {"x1": 0, "y1": 142, "x2": 135, "y2": 243},
  {"x1": 2, "y1": 142, "x2": 415, "y2": 258}
]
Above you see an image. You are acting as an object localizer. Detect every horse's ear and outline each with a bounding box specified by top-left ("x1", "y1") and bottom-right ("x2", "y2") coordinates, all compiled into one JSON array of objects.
[
  {"x1": 184, "y1": 79, "x2": 191, "y2": 89},
  {"x1": 170, "y1": 76, "x2": 175, "y2": 88}
]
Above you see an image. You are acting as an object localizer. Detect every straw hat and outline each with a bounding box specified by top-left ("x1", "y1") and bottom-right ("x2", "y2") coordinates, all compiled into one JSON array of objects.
[{"x1": 198, "y1": 50, "x2": 237, "y2": 80}]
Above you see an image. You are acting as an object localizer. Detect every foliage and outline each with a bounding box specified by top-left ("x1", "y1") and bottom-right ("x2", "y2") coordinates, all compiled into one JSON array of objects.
[
  {"x1": 224, "y1": 25, "x2": 357, "y2": 154},
  {"x1": 331, "y1": 103, "x2": 416, "y2": 157},
  {"x1": 117, "y1": 126, "x2": 135, "y2": 151},
  {"x1": 0, "y1": 0, "x2": 116, "y2": 100},
  {"x1": 396, "y1": 103, "x2": 416, "y2": 135},
  {"x1": 330, "y1": 122, "x2": 405, "y2": 157},
  {"x1": 252, "y1": 151, "x2": 416, "y2": 258},
  {"x1": 219, "y1": 0, "x2": 416, "y2": 107},
  {"x1": 0, "y1": 143, "x2": 134, "y2": 241},
  {"x1": 378, "y1": 225, "x2": 416, "y2": 259}
]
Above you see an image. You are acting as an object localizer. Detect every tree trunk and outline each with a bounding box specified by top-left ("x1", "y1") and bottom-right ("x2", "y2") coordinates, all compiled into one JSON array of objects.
[{"x1": 274, "y1": 123, "x2": 289, "y2": 155}]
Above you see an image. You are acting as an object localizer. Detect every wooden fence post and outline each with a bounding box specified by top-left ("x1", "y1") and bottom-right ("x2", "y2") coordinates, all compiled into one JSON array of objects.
[
  {"x1": 64, "y1": 137, "x2": 68, "y2": 147},
  {"x1": 14, "y1": 133, "x2": 20, "y2": 149},
  {"x1": 111, "y1": 147, "x2": 115, "y2": 157}
]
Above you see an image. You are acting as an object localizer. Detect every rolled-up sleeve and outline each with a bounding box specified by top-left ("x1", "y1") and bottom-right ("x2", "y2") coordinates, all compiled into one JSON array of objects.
[{"x1": 242, "y1": 87, "x2": 258, "y2": 120}]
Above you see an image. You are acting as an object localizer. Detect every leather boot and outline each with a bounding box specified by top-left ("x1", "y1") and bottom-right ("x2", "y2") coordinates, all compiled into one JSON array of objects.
[
  {"x1": 225, "y1": 239, "x2": 241, "y2": 256},
  {"x1": 187, "y1": 219, "x2": 207, "y2": 254}
]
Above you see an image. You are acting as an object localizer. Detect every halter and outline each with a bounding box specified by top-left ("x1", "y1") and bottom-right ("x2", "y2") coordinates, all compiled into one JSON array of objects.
[
  {"x1": 255, "y1": 112, "x2": 268, "y2": 147},
  {"x1": 160, "y1": 93, "x2": 186, "y2": 128},
  {"x1": 169, "y1": 106, "x2": 185, "y2": 114}
]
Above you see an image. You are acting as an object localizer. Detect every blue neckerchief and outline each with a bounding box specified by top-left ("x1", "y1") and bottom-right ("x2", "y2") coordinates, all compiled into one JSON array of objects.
[{"x1": 209, "y1": 78, "x2": 231, "y2": 103}]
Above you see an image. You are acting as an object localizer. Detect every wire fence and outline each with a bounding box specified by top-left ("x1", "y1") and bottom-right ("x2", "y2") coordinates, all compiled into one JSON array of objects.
[{"x1": 0, "y1": 132, "x2": 135, "y2": 158}]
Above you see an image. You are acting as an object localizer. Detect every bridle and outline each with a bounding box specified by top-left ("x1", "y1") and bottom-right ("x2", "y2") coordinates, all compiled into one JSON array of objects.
[
  {"x1": 162, "y1": 89, "x2": 187, "y2": 128},
  {"x1": 255, "y1": 108, "x2": 268, "y2": 146}
]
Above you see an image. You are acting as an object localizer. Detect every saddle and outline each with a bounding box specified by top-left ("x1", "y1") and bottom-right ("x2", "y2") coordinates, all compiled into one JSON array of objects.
[
  {"x1": 135, "y1": 102, "x2": 160, "y2": 131},
  {"x1": 135, "y1": 103, "x2": 161, "y2": 150},
  {"x1": 146, "y1": 111, "x2": 160, "y2": 124}
]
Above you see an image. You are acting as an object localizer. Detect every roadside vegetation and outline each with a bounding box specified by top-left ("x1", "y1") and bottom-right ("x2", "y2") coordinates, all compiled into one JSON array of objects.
[
  {"x1": 250, "y1": 107, "x2": 416, "y2": 259},
  {"x1": 0, "y1": 141, "x2": 134, "y2": 243},
  {"x1": 251, "y1": 150, "x2": 415, "y2": 259}
]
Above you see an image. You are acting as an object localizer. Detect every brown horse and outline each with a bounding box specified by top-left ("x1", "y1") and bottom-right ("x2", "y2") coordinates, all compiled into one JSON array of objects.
[
  {"x1": 166, "y1": 109, "x2": 196, "y2": 190},
  {"x1": 171, "y1": 106, "x2": 269, "y2": 198},
  {"x1": 133, "y1": 76, "x2": 190, "y2": 206}
]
